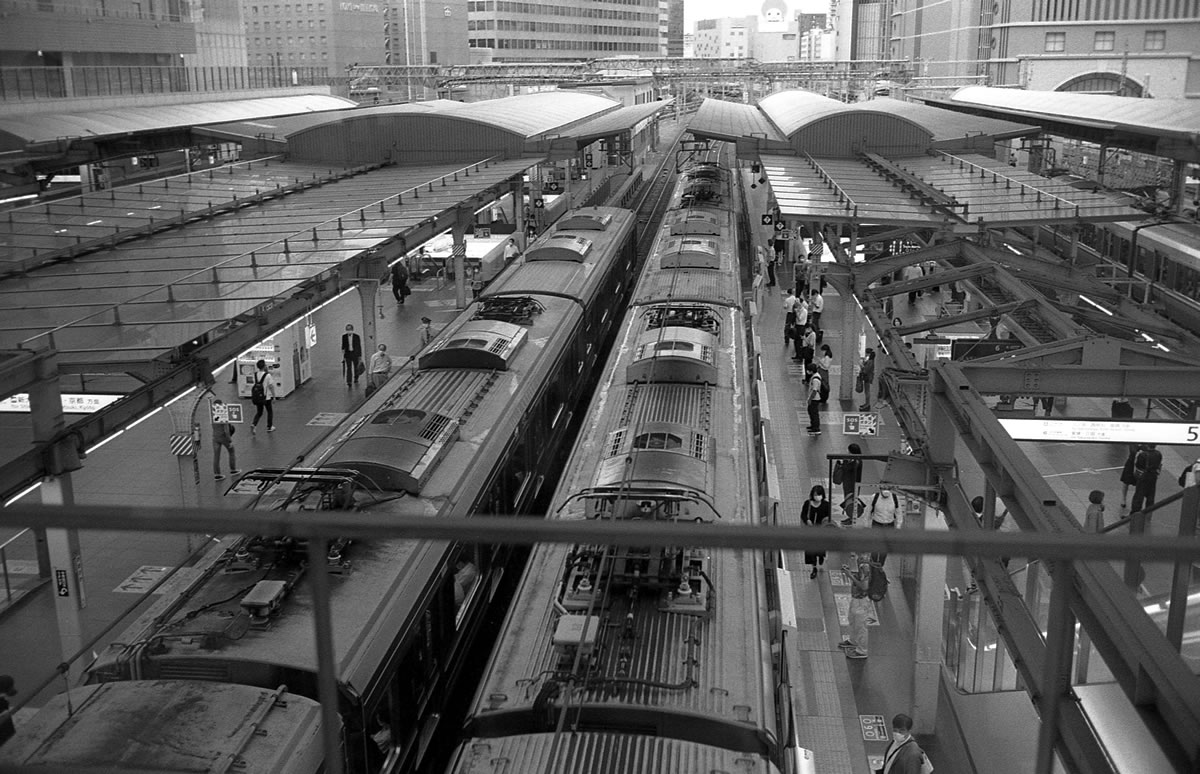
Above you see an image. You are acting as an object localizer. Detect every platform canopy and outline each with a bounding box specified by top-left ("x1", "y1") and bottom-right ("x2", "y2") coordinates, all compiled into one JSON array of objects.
[{"x1": 763, "y1": 150, "x2": 1146, "y2": 231}]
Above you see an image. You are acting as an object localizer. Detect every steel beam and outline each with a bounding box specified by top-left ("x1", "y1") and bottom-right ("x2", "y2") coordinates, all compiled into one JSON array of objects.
[
  {"x1": 893, "y1": 299, "x2": 1035, "y2": 337},
  {"x1": 957, "y1": 364, "x2": 1200, "y2": 397}
]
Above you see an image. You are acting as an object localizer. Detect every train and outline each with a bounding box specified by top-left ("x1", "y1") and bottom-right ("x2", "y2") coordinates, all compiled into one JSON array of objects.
[
  {"x1": 1016, "y1": 182, "x2": 1200, "y2": 334},
  {"x1": 0, "y1": 205, "x2": 640, "y2": 774},
  {"x1": 446, "y1": 149, "x2": 797, "y2": 773}
]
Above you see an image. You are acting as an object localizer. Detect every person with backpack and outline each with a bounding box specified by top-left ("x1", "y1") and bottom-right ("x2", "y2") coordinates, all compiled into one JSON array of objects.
[
  {"x1": 806, "y1": 370, "x2": 823, "y2": 435},
  {"x1": 840, "y1": 555, "x2": 873, "y2": 659},
  {"x1": 250, "y1": 359, "x2": 276, "y2": 434},
  {"x1": 877, "y1": 713, "x2": 932, "y2": 774},
  {"x1": 1131, "y1": 443, "x2": 1164, "y2": 513},
  {"x1": 817, "y1": 344, "x2": 833, "y2": 403},
  {"x1": 858, "y1": 347, "x2": 877, "y2": 412},
  {"x1": 867, "y1": 485, "x2": 902, "y2": 566}
]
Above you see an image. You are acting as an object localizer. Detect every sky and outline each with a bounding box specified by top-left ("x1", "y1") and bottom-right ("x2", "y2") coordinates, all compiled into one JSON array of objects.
[{"x1": 685, "y1": 0, "x2": 830, "y2": 30}]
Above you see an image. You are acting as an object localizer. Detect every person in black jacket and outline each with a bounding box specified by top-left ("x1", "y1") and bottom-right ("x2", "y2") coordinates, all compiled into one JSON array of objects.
[
  {"x1": 839, "y1": 442, "x2": 864, "y2": 525},
  {"x1": 801, "y1": 485, "x2": 832, "y2": 577},
  {"x1": 1131, "y1": 443, "x2": 1164, "y2": 513},
  {"x1": 341, "y1": 324, "x2": 363, "y2": 387}
]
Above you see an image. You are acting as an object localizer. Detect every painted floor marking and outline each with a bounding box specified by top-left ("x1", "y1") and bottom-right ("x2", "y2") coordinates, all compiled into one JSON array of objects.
[
  {"x1": 114, "y1": 565, "x2": 172, "y2": 594},
  {"x1": 307, "y1": 412, "x2": 349, "y2": 426}
]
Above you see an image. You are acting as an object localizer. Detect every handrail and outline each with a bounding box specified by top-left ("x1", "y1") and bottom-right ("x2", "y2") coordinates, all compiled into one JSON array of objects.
[
  {"x1": 17, "y1": 155, "x2": 505, "y2": 353},
  {"x1": 933, "y1": 150, "x2": 1081, "y2": 217}
]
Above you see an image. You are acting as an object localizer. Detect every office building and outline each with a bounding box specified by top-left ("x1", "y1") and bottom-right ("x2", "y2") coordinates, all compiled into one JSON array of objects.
[
  {"x1": 890, "y1": 0, "x2": 1200, "y2": 97},
  {"x1": 466, "y1": 0, "x2": 663, "y2": 61}
]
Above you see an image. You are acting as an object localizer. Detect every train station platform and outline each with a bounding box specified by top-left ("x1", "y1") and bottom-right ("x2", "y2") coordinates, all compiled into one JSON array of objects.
[
  {"x1": 744, "y1": 170, "x2": 1198, "y2": 774},
  {"x1": 0, "y1": 269, "x2": 463, "y2": 711}
]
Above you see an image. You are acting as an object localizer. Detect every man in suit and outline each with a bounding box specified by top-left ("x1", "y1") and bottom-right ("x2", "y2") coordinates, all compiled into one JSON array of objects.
[
  {"x1": 878, "y1": 714, "x2": 927, "y2": 774},
  {"x1": 341, "y1": 324, "x2": 363, "y2": 387}
]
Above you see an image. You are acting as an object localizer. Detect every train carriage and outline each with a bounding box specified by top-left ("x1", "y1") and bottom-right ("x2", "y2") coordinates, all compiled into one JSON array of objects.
[
  {"x1": 82, "y1": 206, "x2": 638, "y2": 774},
  {"x1": 0, "y1": 681, "x2": 326, "y2": 774},
  {"x1": 448, "y1": 151, "x2": 791, "y2": 774}
]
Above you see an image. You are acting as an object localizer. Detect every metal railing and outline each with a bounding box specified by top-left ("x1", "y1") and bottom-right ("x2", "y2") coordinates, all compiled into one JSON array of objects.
[
  {"x1": 0, "y1": 528, "x2": 42, "y2": 612},
  {"x1": 0, "y1": 65, "x2": 334, "y2": 101}
]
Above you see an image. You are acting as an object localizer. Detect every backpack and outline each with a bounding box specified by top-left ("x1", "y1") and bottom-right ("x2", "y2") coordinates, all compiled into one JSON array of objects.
[
  {"x1": 867, "y1": 562, "x2": 889, "y2": 601},
  {"x1": 1134, "y1": 448, "x2": 1162, "y2": 481},
  {"x1": 832, "y1": 461, "x2": 844, "y2": 485},
  {"x1": 251, "y1": 374, "x2": 267, "y2": 406},
  {"x1": 870, "y1": 491, "x2": 899, "y2": 511}
]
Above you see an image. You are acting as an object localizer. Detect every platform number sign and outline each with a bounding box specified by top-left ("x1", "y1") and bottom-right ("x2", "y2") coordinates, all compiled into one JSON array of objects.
[
  {"x1": 761, "y1": 213, "x2": 774, "y2": 226},
  {"x1": 860, "y1": 714, "x2": 889, "y2": 741},
  {"x1": 533, "y1": 199, "x2": 545, "y2": 209},
  {"x1": 55, "y1": 569, "x2": 70, "y2": 597},
  {"x1": 774, "y1": 221, "x2": 787, "y2": 232}
]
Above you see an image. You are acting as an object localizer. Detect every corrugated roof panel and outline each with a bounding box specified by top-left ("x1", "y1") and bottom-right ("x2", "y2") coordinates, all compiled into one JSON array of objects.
[
  {"x1": 860, "y1": 97, "x2": 1040, "y2": 143},
  {"x1": 757, "y1": 89, "x2": 849, "y2": 137},
  {"x1": 690, "y1": 98, "x2": 787, "y2": 143},
  {"x1": 567, "y1": 101, "x2": 672, "y2": 141},
  {"x1": 451, "y1": 734, "x2": 780, "y2": 773},
  {"x1": 198, "y1": 100, "x2": 459, "y2": 141},
  {"x1": 446, "y1": 90, "x2": 620, "y2": 138},
  {"x1": 947, "y1": 86, "x2": 1200, "y2": 140},
  {"x1": 0, "y1": 94, "x2": 355, "y2": 148}
]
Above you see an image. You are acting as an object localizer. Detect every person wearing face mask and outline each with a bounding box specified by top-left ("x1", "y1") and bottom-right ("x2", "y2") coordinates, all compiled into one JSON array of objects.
[
  {"x1": 867, "y1": 485, "x2": 902, "y2": 567},
  {"x1": 877, "y1": 713, "x2": 929, "y2": 774},
  {"x1": 800, "y1": 485, "x2": 832, "y2": 578}
]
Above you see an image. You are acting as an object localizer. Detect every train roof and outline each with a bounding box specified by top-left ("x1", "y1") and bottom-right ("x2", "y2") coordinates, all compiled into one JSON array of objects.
[
  {"x1": 451, "y1": 733, "x2": 782, "y2": 773},
  {"x1": 0, "y1": 681, "x2": 324, "y2": 773},
  {"x1": 484, "y1": 207, "x2": 635, "y2": 300},
  {"x1": 463, "y1": 540, "x2": 775, "y2": 748}
]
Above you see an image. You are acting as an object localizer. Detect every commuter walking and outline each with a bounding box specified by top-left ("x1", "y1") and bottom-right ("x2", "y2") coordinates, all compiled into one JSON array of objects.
[
  {"x1": 902, "y1": 262, "x2": 923, "y2": 304},
  {"x1": 210, "y1": 399, "x2": 240, "y2": 481},
  {"x1": 503, "y1": 237, "x2": 520, "y2": 265},
  {"x1": 367, "y1": 343, "x2": 393, "y2": 394},
  {"x1": 806, "y1": 371, "x2": 823, "y2": 435},
  {"x1": 840, "y1": 556, "x2": 872, "y2": 659},
  {"x1": 800, "y1": 485, "x2": 832, "y2": 577},
  {"x1": 1131, "y1": 443, "x2": 1164, "y2": 513},
  {"x1": 880, "y1": 713, "x2": 929, "y2": 774},
  {"x1": 250, "y1": 359, "x2": 276, "y2": 434},
  {"x1": 419, "y1": 316, "x2": 435, "y2": 347},
  {"x1": 341, "y1": 324, "x2": 363, "y2": 387},
  {"x1": 858, "y1": 347, "x2": 876, "y2": 412},
  {"x1": 792, "y1": 298, "x2": 809, "y2": 360},
  {"x1": 390, "y1": 261, "x2": 411, "y2": 304}
]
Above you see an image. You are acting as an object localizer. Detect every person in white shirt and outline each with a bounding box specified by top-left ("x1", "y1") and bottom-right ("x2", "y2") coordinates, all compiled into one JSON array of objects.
[
  {"x1": 368, "y1": 344, "x2": 393, "y2": 391},
  {"x1": 809, "y1": 288, "x2": 824, "y2": 336},
  {"x1": 867, "y1": 485, "x2": 902, "y2": 566},
  {"x1": 782, "y1": 288, "x2": 798, "y2": 342},
  {"x1": 503, "y1": 238, "x2": 520, "y2": 265}
]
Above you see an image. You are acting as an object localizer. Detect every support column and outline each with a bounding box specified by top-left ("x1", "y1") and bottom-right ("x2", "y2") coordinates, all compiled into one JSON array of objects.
[
  {"x1": 1035, "y1": 560, "x2": 1076, "y2": 774},
  {"x1": 356, "y1": 281, "x2": 379, "y2": 358},
  {"x1": 29, "y1": 352, "x2": 87, "y2": 683},
  {"x1": 512, "y1": 180, "x2": 526, "y2": 246},
  {"x1": 1166, "y1": 475, "x2": 1199, "y2": 649},
  {"x1": 43, "y1": 478, "x2": 86, "y2": 683},
  {"x1": 452, "y1": 206, "x2": 471, "y2": 309},
  {"x1": 911, "y1": 502, "x2": 947, "y2": 734}
]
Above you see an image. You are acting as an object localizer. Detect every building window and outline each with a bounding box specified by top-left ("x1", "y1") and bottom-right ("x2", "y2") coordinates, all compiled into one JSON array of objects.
[
  {"x1": 1093, "y1": 31, "x2": 1115, "y2": 50},
  {"x1": 1144, "y1": 30, "x2": 1165, "y2": 50},
  {"x1": 1045, "y1": 31, "x2": 1065, "y2": 52}
]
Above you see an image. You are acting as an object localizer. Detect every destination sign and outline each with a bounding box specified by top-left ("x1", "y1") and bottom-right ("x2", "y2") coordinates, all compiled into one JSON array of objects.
[
  {"x1": 0, "y1": 393, "x2": 123, "y2": 414},
  {"x1": 998, "y1": 418, "x2": 1200, "y2": 445}
]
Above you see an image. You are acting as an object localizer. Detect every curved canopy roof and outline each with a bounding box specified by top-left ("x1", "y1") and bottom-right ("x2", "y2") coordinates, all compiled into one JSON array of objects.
[
  {"x1": 439, "y1": 90, "x2": 621, "y2": 139},
  {"x1": 199, "y1": 100, "x2": 461, "y2": 143},
  {"x1": 758, "y1": 90, "x2": 859, "y2": 137},
  {"x1": 0, "y1": 94, "x2": 355, "y2": 152},
  {"x1": 944, "y1": 86, "x2": 1200, "y2": 141},
  {"x1": 859, "y1": 97, "x2": 1038, "y2": 144}
]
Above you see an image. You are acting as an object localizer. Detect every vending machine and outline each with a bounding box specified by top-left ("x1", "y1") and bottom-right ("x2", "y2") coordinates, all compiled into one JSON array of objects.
[{"x1": 237, "y1": 320, "x2": 312, "y2": 400}]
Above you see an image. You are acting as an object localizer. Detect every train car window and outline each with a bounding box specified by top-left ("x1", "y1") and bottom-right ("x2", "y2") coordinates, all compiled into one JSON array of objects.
[
  {"x1": 551, "y1": 402, "x2": 565, "y2": 428},
  {"x1": 453, "y1": 552, "x2": 481, "y2": 628},
  {"x1": 633, "y1": 431, "x2": 683, "y2": 450}
]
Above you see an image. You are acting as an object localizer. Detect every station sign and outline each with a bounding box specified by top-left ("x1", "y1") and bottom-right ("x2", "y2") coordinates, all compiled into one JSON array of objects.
[
  {"x1": 998, "y1": 418, "x2": 1200, "y2": 445},
  {"x1": 0, "y1": 393, "x2": 123, "y2": 414},
  {"x1": 210, "y1": 401, "x2": 245, "y2": 424}
]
